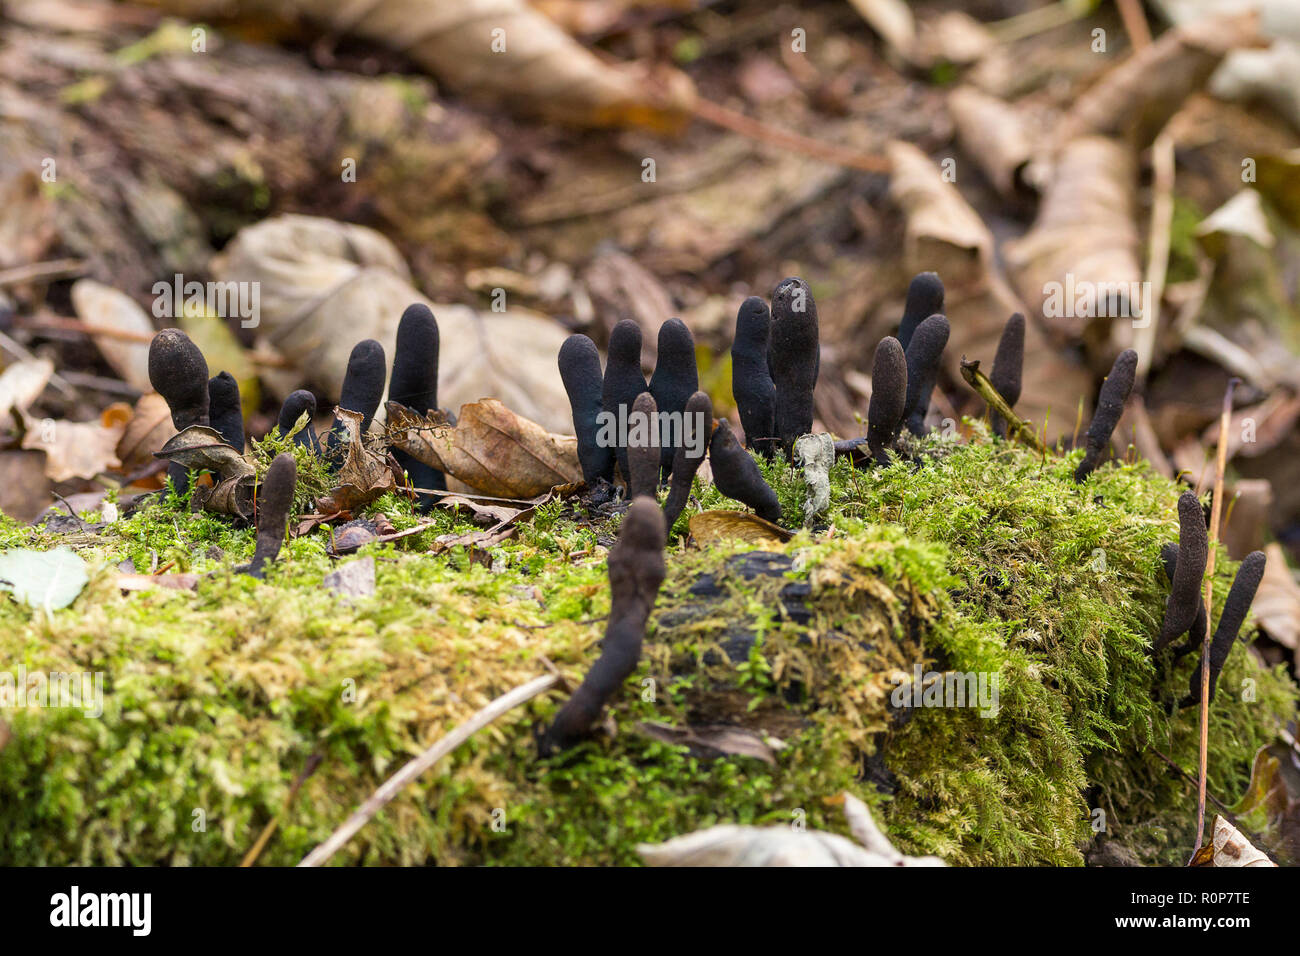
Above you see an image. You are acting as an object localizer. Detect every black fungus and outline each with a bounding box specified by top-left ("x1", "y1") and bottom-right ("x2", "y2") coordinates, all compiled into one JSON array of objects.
[
  {"x1": 326, "y1": 338, "x2": 387, "y2": 458},
  {"x1": 649, "y1": 318, "x2": 699, "y2": 475},
  {"x1": 627, "y1": 392, "x2": 661, "y2": 500},
  {"x1": 902, "y1": 314, "x2": 949, "y2": 436},
  {"x1": 148, "y1": 328, "x2": 210, "y2": 492},
  {"x1": 1160, "y1": 541, "x2": 1206, "y2": 660},
  {"x1": 866, "y1": 336, "x2": 907, "y2": 465},
  {"x1": 1184, "y1": 550, "x2": 1266, "y2": 706},
  {"x1": 1153, "y1": 490, "x2": 1209, "y2": 653},
  {"x1": 1074, "y1": 348, "x2": 1137, "y2": 482},
  {"x1": 897, "y1": 272, "x2": 944, "y2": 352},
  {"x1": 662, "y1": 390, "x2": 712, "y2": 530},
  {"x1": 768, "y1": 277, "x2": 820, "y2": 456},
  {"x1": 558, "y1": 333, "x2": 615, "y2": 486},
  {"x1": 539, "y1": 496, "x2": 666, "y2": 754},
  {"x1": 989, "y1": 313, "x2": 1025, "y2": 439},
  {"x1": 601, "y1": 319, "x2": 649, "y2": 481},
  {"x1": 247, "y1": 452, "x2": 297, "y2": 579},
  {"x1": 389, "y1": 304, "x2": 446, "y2": 504},
  {"x1": 276, "y1": 390, "x2": 320, "y2": 455},
  {"x1": 731, "y1": 296, "x2": 778, "y2": 456},
  {"x1": 709, "y1": 421, "x2": 782, "y2": 523},
  {"x1": 207, "y1": 371, "x2": 244, "y2": 452}
]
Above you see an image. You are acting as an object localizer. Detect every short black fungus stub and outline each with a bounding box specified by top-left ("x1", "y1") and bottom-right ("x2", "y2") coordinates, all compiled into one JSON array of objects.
[
  {"x1": 989, "y1": 313, "x2": 1025, "y2": 439},
  {"x1": 768, "y1": 277, "x2": 820, "y2": 456},
  {"x1": 148, "y1": 328, "x2": 211, "y2": 492},
  {"x1": 1153, "y1": 490, "x2": 1209, "y2": 653},
  {"x1": 247, "y1": 453, "x2": 297, "y2": 580},
  {"x1": 731, "y1": 297, "x2": 777, "y2": 456},
  {"x1": 627, "y1": 392, "x2": 661, "y2": 500},
  {"x1": 901, "y1": 314, "x2": 949, "y2": 436},
  {"x1": 649, "y1": 318, "x2": 698, "y2": 475},
  {"x1": 709, "y1": 421, "x2": 782, "y2": 524},
  {"x1": 276, "y1": 390, "x2": 320, "y2": 455},
  {"x1": 1074, "y1": 349, "x2": 1137, "y2": 483},
  {"x1": 327, "y1": 339, "x2": 387, "y2": 458},
  {"x1": 866, "y1": 336, "x2": 907, "y2": 465},
  {"x1": 898, "y1": 272, "x2": 944, "y2": 352},
  {"x1": 1184, "y1": 550, "x2": 1266, "y2": 707},
  {"x1": 389, "y1": 304, "x2": 446, "y2": 503},
  {"x1": 539, "y1": 496, "x2": 666, "y2": 755},
  {"x1": 558, "y1": 334, "x2": 615, "y2": 487},
  {"x1": 662, "y1": 391, "x2": 712, "y2": 531},
  {"x1": 601, "y1": 319, "x2": 649, "y2": 482},
  {"x1": 207, "y1": 371, "x2": 244, "y2": 452}
]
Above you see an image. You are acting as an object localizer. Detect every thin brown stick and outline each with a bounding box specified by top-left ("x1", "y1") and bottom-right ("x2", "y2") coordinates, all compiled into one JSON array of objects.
[
  {"x1": 298, "y1": 673, "x2": 559, "y2": 867},
  {"x1": 959, "y1": 357, "x2": 1052, "y2": 457},
  {"x1": 1193, "y1": 378, "x2": 1236, "y2": 857},
  {"x1": 0, "y1": 258, "x2": 85, "y2": 288},
  {"x1": 691, "y1": 95, "x2": 890, "y2": 174},
  {"x1": 1115, "y1": 0, "x2": 1154, "y2": 49},
  {"x1": 240, "y1": 753, "x2": 323, "y2": 867}
]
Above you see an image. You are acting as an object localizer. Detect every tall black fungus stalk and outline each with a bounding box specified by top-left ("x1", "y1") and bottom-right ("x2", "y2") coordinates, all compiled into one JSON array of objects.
[
  {"x1": 709, "y1": 421, "x2": 782, "y2": 523},
  {"x1": 866, "y1": 336, "x2": 907, "y2": 465},
  {"x1": 326, "y1": 339, "x2": 386, "y2": 460},
  {"x1": 1074, "y1": 349, "x2": 1137, "y2": 482},
  {"x1": 1153, "y1": 490, "x2": 1209, "y2": 653},
  {"x1": 989, "y1": 313, "x2": 1025, "y2": 439},
  {"x1": 247, "y1": 452, "x2": 297, "y2": 579},
  {"x1": 898, "y1": 272, "x2": 944, "y2": 352},
  {"x1": 1184, "y1": 550, "x2": 1266, "y2": 706},
  {"x1": 148, "y1": 328, "x2": 210, "y2": 493},
  {"x1": 389, "y1": 304, "x2": 446, "y2": 506},
  {"x1": 207, "y1": 371, "x2": 244, "y2": 452},
  {"x1": 627, "y1": 392, "x2": 661, "y2": 500},
  {"x1": 276, "y1": 390, "x2": 320, "y2": 455},
  {"x1": 768, "y1": 277, "x2": 819, "y2": 456},
  {"x1": 901, "y1": 314, "x2": 949, "y2": 436},
  {"x1": 731, "y1": 297, "x2": 777, "y2": 455},
  {"x1": 662, "y1": 391, "x2": 712, "y2": 531},
  {"x1": 601, "y1": 319, "x2": 649, "y2": 482},
  {"x1": 558, "y1": 333, "x2": 615, "y2": 487},
  {"x1": 539, "y1": 496, "x2": 666, "y2": 754},
  {"x1": 1160, "y1": 542, "x2": 1206, "y2": 660},
  {"x1": 649, "y1": 318, "x2": 698, "y2": 476}
]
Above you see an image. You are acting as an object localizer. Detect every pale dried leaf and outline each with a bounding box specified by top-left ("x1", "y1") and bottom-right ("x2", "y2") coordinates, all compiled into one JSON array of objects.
[
  {"x1": 0, "y1": 358, "x2": 53, "y2": 432},
  {"x1": 70, "y1": 279, "x2": 154, "y2": 392},
  {"x1": 689, "y1": 510, "x2": 792, "y2": 546},
  {"x1": 154, "y1": 425, "x2": 255, "y2": 479},
  {"x1": 116, "y1": 392, "x2": 177, "y2": 475},
  {"x1": 1253, "y1": 543, "x2": 1300, "y2": 661},
  {"x1": 20, "y1": 405, "x2": 129, "y2": 482},
  {"x1": 1210, "y1": 815, "x2": 1276, "y2": 867}
]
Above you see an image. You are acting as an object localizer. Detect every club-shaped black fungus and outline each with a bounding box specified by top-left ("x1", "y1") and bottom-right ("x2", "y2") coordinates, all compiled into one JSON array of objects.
[
  {"x1": 558, "y1": 333, "x2": 615, "y2": 486},
  {"x1": 389, "y1": 304, "x2": 446, "y2": 503},
  {"x1": 731, "y1": 296, "x2": 778, "y2": 456},
  {"x1": 601, "y1": 319, "x2": 649, "y2": 481},
  {"x1": 627, "y1": 392, "x2": 661, "y2": 500},
  {"x1": 866, "y1": 336, "x2": 907, "y2": 465},
  {"x1": 539, "y1": 496, "x2": 666, "y2": 754},
  {"x1": 1074, "y1": 348, "x2": 1137, "y2": 482},
  {"x1": 768, "y1": 277, "x2": 819, "y2": 456},
  {"x1": 662, "y1": 390, "x2": 712, "y2": 531},
  {"x1": 1160, "y1": 541, "x2": 1206, "y2": 660},
  {"x1": 649, "y1": 318, "x2": 698, "y2": 475},
  {"x1": 1153, "y1": 490, "x2": 1209, "y2": 653},
  {"x1": 898, "y1": 272, "x2": 944, "y2": 352},
  {"x1": 148, "y1": 328, "x2": 210, "y2": 492},
  {"x1": 989, "y1": 313, "x2": 1025, "y2": 439},
  {"x1": 902, "y1": 314, "x2": 949, "y2": 436},
  {"x1": 247, "y1": 452, "x2": 297, "y2": 579},
  {"x1": 207, "y1": 371, "x2": 244, "y2": 452},
  {"x1": 1184, "y1": 550, "x2": 1266, "y2": 706},
  {"x1": 276, "y1": 390, "x2": 320, "y2": 455},
  {"x1": 709, "y1": 420, "x2": 781, "y2": 523},
  {"x1": 326, "y1": 339, "x2": 387, "y2": 457}
]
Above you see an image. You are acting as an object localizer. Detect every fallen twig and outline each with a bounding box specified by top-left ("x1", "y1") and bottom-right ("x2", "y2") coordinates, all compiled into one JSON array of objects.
[
  {"x1": 959, "y1": 357, "x2": 1051, "y2": 457},
  {"x1": 241, "y1": 753, "x2": 323, "y2": 867}
]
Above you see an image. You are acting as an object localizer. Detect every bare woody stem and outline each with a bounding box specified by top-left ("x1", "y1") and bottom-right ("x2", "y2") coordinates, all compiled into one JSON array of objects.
[{"x1": 959, "y1": 357, "x2": 1052, "y2": 457}]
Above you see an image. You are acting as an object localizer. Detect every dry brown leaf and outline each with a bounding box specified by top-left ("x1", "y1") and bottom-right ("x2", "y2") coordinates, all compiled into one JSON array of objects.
[
  {"x1": 1253, "y1": 543, "x2": 1300, "y2": 664},
  {"x1": 0, "y1": 450, "x2": 52, "y2": 523},
  {"x1": 1203, "y1": 815, "x2": 1277, "y2": 867},
  {"x1": 19, "y1": 404, "x2": 129, "y2": 482},
  {"x1": 689, "y1": 510, "x2": 792, "y2": 547},
  {"x1": 147, "y1": 0, "x2": 694, "y2": 130},
  {"x1": 317, "y1": 408, "x2": 398, "y2": 514},
  {"x1": 947, "y1": 87, "x2": 1033, "y2": 200},
  {"x1": 635, "y1": 722, "x2": 777, "y2": 766},
  {"x1": 153, "y1": 425, "x2": 254, "y2": 479},
  {"x1": 117, "y1": 572, "x2": 200, "y2": 592},
  {"x1": 0, "y1": 358, "x2": 53, "y2": 432},
  {"x1": 386, "y1": 399, "x2": 581, "y2": 499},
  {"x1": 116, "y1": 392, "x2": 177, "y2": 476},
  {"x1": 70, "y1": 279, "x2": 154, "y2": 392}
]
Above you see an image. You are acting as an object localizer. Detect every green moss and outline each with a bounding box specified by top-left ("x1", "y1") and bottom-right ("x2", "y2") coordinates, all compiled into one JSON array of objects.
[{"x1": 0, "y1": 428, "x2": 1294, "y2": 866}]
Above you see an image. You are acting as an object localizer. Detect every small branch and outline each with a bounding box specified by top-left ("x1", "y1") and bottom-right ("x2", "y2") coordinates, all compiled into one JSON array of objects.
[
  {"x1": 959, "y1": 357, "x2": 1052, "y2": 457},
  {"x1": 0, "y1": 258, "x2": 86, "y2": 288},
  {"x1": 297, "y1": 673, "x2": 559, "y2": 867},
  {"x1": 240, "y1": 753, "x2": 323, "y2": 867},
  {"x1": 691, "y1": 96, "x2": 890, "y2": 174},
  {"x1": 1115, "y1": 0, "x2": 1154, "y2": 50},
  {"x1": 1193, "y1": 378, "x2": 1236, "y2": 858}
]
